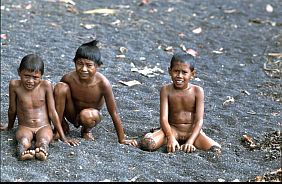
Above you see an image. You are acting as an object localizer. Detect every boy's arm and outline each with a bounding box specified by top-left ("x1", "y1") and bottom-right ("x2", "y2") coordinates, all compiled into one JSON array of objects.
[
  {"x1": 103, "y1": 83, "x2": 125, "y2": 143},
  {"x1": 186, "y1": 86, "x2": 204, "y2": 145},
  {"x1": 160, "y1": 85, "x2": 180, "y2": 152},
  {"x1": 103, "y1": 81, "x2": 137, "y2": 146},
  {"x1": 44, "y1": 81, "x2": 79, "y2": 146},
  {"x1": 159, "y1": 86, "x2": 173, "y2": 139},
  {"x1": 7, "y1": 80, "x2": 17, "y2": 130}
]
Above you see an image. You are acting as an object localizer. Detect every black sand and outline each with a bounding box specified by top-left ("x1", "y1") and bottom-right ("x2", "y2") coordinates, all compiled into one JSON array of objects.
[{"x1": 0, "y1": 0, "x2": 281, "y2": 182}]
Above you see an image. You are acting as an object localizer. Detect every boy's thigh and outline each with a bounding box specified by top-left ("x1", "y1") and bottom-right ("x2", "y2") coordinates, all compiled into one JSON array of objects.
[{"x1": 35, "y1": 124, "x2": 53, "y2": 143}]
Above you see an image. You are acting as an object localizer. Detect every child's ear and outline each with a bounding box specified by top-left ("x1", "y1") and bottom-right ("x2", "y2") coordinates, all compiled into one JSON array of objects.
[
  {"x1": 168, "y1": 67, "x2": 171, "y2": 74},
  {"x1": 191, "y1": 70, "x2": 196, "y2": 78}
]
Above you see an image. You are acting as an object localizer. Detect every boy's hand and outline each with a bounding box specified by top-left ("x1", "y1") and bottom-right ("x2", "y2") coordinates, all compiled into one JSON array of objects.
[
  {"x1": 0, "y1": 124, "x2": 8, "y2": 131},
  {"x1": 167, "y1": 136, "x2": 180, "y2": 153},
  {"x1": 180, "y1": 143, "x2": 196, "y2": 153},
  {"x1": 63, "y1": 138, "x2": 80, "y2": 146},
  {"x1": 123, "y1": 139, "x2": 138, "y2": 147}
]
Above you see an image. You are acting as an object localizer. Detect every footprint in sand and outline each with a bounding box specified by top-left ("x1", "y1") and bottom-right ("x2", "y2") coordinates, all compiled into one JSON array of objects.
[
  {"x1": 18, "y1": 150, "x2": 35, "y2": 161},
  {"x1": 35, "y1": 147, "x2": 48, "y2": 161}
]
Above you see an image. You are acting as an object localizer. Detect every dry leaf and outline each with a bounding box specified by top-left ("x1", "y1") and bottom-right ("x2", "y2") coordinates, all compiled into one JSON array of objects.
[
  {"x1": 1, "y1": 34, "x2": 7, "y2": 39},
  {"x1": 67, "y1": 5, "x2": 79, "y2": 14},
  {"x1": 186, "y1": 48, "x2": 198, "y2": 57},
  {"x1": 164, "y1": 46, "x2": 173, "y2": 51},
  {"x1": 83, "y1": 8, "x2": 117, "y2": 15},
  {"x1": 266, "y1": 4, "x2": 273, "y2": 13},
  {"x1": 242, "y1": 134, "x2": 256, "y2": 148},
  {"x1": 212, "y1": 48, "x2": 224, "y2": 54},
  {"x1": 119, "y1": 47, "x2": 128, "y2": 54},
  {"x1": 59, "y1": 0, "x2": 76, "y2": 5},
  {"x1": 119, "y1": 80, "x2": 141, "y2": 86},
  {"x1": 222, "y1": 96, "x2": 235, "y2": 105},
  {"x1": 178, "y1": 32, "x2": 185, "y2": 38},
  {"x1": 224, "y1": 9, "x2": 237, "y2": 14},
  {"x1": 25, "y1": 4, "x2": 32, "y2": 9},
  {"x1": 192, "y1": 27, "x2": 202, "y2": 34},
  {"x1": 131, "y1": 66, "x2": 164, "y2": 77},
  {"x1": 116, "y1": 54, "x2": 125, "y2": 58},
  {"x1": 80, "y1": 23, "x2": 96, "y2": 29}
]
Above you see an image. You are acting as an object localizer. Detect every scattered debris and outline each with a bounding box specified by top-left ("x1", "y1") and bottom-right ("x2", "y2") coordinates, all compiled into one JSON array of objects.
[
  {"x1": 212, "y1": 48, "x2": 224, "y2": 54},
  {"x1": 242, "y1": 134, "x2": 257, "y2": 149},
  {"x1": 131, "y1": 65, "x2": 164, "y2": 78},
  {"x1": 249, "y1": 168, "x2": 282, "y2": 182},
  {"x1": 59, "y1": 0, "x2": 76, "y2": 6},
  {"x1": 192, "y1": 27, "x2": 202, "y2": 34},
  {"x1": 223, "y1": 9, "x2": 237, "y2": 14},
  {"x1": 83, "y1": 8, "x2": 117, "y2": 15},
  {"x1": 246, "y1": 110, "x2": 256, "y2": 115},
  {"x1": 186, "y1": 48, "x2": 198, "y2": 57},
  {"x1": 80, "y1": 23, "x2": 96, "y2": 29},
  {"x1": 0, "y1": 34, "x2": 7, "y2": 39},
  {"x1": 241, "y1": 90, "x2": 250, "y2": 95},
  {"x1": 266, "y1": 4, "x2": 273, "y2": 13},
  {"x1": 119, "y1": 80, "x2": 141, "y2": 87},
  {"x1": 249, "y1": 19, "x2": 282, "y2": 26},
  {"x1": 263, "y1": 53, "x2": 281, "y2": 78},
  {"x1": 222, "y1": 96, "x2": 235, "y2": 106}
]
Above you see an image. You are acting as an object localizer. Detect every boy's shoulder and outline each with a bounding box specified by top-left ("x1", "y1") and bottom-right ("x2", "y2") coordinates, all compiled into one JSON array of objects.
[
  {"x1": 191, "y1": 84, "x2": 204, "y2": 95},
  {"x1": 9, "y1": 79, "x2": 21, "y2": 86}
]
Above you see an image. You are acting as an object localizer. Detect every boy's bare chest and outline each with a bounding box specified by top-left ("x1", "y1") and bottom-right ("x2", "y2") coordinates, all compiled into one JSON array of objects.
[
  {"x1": 17, "y1": 90, "x2": 46, "y2": 108},
  {"x1": 168, "y1": 93, "x2": 196, "y2": 110},
  {"x1": 70, "y1": 83, "x2": 103, "y2": 102}
]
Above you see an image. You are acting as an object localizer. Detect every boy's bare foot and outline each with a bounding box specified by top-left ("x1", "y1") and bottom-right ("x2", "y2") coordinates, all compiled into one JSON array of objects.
[
  {"x1": 82, "y1": 132, "x2": 94, "y2": 141},
  {"x1": 210, "y1": 145, "x2": 222, "y2": 157},
  {"x1": 35, "y1": 147, "x2": 48, "y2": 161},
  {"x1": 18, "y1": 150, "x2": 35, "y2": 161}
]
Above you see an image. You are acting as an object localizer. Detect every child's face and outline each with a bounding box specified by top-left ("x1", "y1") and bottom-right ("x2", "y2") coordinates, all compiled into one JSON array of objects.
[
  {"x1": 75, "y1": 58, "x2": 97, "y2": 80},
  {"x1": 19, "y1": 69, "x2": 42, "y2": 90},
  {"x1": 169, "y1": 62, "x2": 195, "y2": 90}
]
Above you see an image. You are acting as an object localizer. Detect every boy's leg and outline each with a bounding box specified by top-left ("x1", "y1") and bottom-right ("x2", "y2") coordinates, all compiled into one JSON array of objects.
[
  {"x1": 34, "y1": 125, "x2": 53, "y2": 161},
  {"x1": 79, "y1": 108, "x2": 102, "y2": 140},
  {"x1": 140, "y1": 129, "x2": 166, "y2": 151},
  {"x1": 53, "y1": 82, "x2": 76, "y2": 137},
  {"x1": 15, "y1": 126, "x2": 35, "y2": 160},
  {"x1": 194, "y1": 131, "x2": 221, "y2": 155}
]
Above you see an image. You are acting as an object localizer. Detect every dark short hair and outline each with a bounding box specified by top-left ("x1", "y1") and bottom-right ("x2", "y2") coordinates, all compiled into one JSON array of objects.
[
  {"x1": 18, "y1": 54, "x2": 44, "y2": 75},
  {"x1": 170, "y1": 52, "x2": 195, "y2": 71},
  {"x1": 73, "y1": 40, "x2": 103, "y2": 66}
]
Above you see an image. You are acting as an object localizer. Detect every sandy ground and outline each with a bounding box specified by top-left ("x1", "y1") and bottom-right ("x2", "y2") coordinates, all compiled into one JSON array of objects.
[{"x1": 0, "y1": 0, "x2": 281, "y2": 182}]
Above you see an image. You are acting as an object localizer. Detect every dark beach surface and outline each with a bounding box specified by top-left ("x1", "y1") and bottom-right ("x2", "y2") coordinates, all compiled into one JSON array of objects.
[{"x1": 0, "y1": 0, "x2": 281, "y2": 182}]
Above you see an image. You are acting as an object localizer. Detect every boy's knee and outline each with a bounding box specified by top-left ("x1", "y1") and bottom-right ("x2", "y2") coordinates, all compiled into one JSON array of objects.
[
  {"x1": 19, "y1": 137, "x2": 31, "y2": 146},
  {"x1": 54, "y1": 82, "x2": 70, "y2": 95},
  {"x1": 140, "y1": 135, "x2": 157, "y2": 151},
  {"x1": 80, "y1": 109, "x2": 101, "y2": 128}
]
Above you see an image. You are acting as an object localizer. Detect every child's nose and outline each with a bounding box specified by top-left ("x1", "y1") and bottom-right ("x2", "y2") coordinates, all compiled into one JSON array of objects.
[{"x1": 82, "y1": 65, "x2": 88, "y2": 71}]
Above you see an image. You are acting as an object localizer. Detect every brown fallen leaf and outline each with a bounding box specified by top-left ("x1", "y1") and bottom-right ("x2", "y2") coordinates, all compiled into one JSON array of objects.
[{"x1": 242, "y1": 134, "x2": 257, "y2": 148}]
